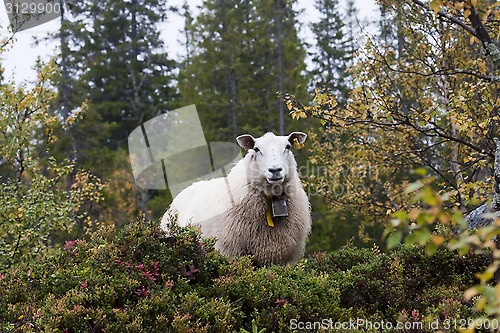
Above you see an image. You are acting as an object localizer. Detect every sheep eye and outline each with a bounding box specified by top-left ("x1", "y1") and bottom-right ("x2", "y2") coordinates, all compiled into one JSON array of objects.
[
  {"x1": 285, "y1": 144, "x2": 291, "y2": 150},
  {"x1": 253, "y1": 147, "x2": 260, "y2": 153}
]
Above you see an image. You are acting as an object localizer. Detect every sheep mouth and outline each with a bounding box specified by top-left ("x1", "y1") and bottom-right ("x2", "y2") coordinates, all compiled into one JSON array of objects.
[{"x1": 267, "y1": 177, "x2": 284, "y2": 184}]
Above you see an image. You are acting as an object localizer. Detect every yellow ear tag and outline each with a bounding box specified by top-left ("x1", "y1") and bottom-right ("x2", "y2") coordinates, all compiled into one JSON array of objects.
[
  {"x1": 293, "y1": 137, "x2": 304, "y2": 149},
  {"x1": 266, "y1": 208, "x2": 275, "y2": 227}
]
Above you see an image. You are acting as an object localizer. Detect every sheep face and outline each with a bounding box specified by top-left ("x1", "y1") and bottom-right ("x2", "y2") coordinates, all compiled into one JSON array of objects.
[{"x1": 236, "y1": 132, "x2": 307, "y2": 189}]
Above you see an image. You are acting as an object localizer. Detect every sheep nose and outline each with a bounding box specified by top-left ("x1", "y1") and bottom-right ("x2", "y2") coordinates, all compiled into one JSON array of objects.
[{"x1": 268, "y1": 167, "x2": 283, "y2": 175}]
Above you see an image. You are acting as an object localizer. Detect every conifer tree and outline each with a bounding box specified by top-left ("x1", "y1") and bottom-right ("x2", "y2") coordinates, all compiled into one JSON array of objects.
[
  {"x1": 179, "y1": 0, "x2": 308, "y2": 141},
  {"x1": 55, "y1": 0, "x2": 177, "y2": 160},
  {"x1": 50, "y1": 0, "x2": 178, "y2": 222},
  {"x1": 310, "y1": 0, "x2": 354, "y2": 104}
]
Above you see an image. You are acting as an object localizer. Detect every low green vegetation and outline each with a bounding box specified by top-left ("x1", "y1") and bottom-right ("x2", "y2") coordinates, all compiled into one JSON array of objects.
[{"x1": 0, "y1": 220, "x2": 489, "y2": 332}]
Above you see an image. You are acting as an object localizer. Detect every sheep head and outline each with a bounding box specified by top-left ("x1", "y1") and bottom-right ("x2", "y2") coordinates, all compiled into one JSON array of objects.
[{"x1": 236, "y1": 132, "x2": 307, "y2": 192}]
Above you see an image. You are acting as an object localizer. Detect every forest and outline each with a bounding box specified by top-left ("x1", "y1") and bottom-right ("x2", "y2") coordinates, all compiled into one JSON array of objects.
[{"x1": 0, "y1": 0, "x2": 500, "y2": 331}]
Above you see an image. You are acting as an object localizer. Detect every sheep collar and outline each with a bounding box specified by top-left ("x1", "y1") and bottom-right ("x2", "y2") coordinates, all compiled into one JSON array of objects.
[{"x1": 265, "y1": 195, "x2": 288, "y2": 227}]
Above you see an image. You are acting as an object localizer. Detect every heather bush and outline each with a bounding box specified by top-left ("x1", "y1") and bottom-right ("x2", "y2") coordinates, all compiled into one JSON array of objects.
[{"x1": 0, "y1": 219, "x2": 490, "y2": 333}]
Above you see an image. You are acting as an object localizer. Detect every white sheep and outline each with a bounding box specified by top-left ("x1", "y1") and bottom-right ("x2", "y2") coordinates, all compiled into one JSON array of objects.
[{"x1": 160, "y1": 132, "x2": 311, "y2": 266}]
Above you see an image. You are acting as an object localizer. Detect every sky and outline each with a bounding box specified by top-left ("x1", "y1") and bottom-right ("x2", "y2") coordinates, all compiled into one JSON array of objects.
[{"x1": 0, "y1": 0, "x2": 379, "y2": 85}]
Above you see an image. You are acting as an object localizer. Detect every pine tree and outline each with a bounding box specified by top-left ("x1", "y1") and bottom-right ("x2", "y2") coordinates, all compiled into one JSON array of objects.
[
  {"x1": 180, "y1": 0, "x2": 194, "y2": 68},
  {"x1": 56, "y1": 0, "x2": 177, "y2": 157},
  {"x1": 253, "y1": 0, "x2": 308, "y2": 134},
  {"x1": 343, "y1": 0, "x2": 360, "y2": 79},
  {"x1": 310, "y1": 0, "x2": 352, "y2": 104},
  {"x1": 306, "y1": 0, "x2": 366, "y2": 250},
  {"x1": 49, "y1": 0, "x2": 178, "y2": 222},
  {"x1": 179, "y1": 0, "x2": 308, "y2": 141}
]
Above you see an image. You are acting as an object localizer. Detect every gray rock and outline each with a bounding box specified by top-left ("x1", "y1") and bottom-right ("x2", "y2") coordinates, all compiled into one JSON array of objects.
[
  {"x1": 466, "y1": 138, "x2": 500, "y2": 230},
  {"x1": 466, "y1": 203, "x2": 499, "y2": 229}
]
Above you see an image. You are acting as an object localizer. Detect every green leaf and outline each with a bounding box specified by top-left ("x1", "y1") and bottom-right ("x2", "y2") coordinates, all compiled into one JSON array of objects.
[
  {"x1": 476, "y1": 225, "x2": 499, "y2": 240},
  {"x1": 387, "y1": 230, "x2": 403, "y2": 250},
  {"x1": 425, "y1": 241, "x2": 438, "y2": 256},
  {"x1": 405, "y1": 181, "x2": 423, "y2": 193},
  {"x1": 392, "y1": 211, "x2": 408, "y2": 222},
  {"x1": 458, "y1": 244, "x2": 471, "y2": 256},
  {"x1": 412, "y1": 168, "x2": 427, "y2": 176}
]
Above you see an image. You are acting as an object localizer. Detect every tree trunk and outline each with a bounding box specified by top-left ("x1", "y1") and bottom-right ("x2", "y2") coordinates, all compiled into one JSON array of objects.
[
  {"x1": 493, "y1": 137, "x2": 500, "y2": 278},
  {"x1": 182, "y1": 1, "x2": 192, "y2": 65},
  {"x1": 60, "y1": 0, "x2": 69, "y2": 121},
  {"x1": 493, "y1": 137, "x2": 500, "y2": 211},
  {"x1": 60, "y1": 0, "x2": 77, "y2": 190},
  {"x1": 230, "y1": 71, "x2": 238, "y2": 138},
  {"x1": 277, "y1": 0, "x2": 285, "y2": 135},
  {"x1": 440, "y1": 19, "x2": 464, "y2": 208}
]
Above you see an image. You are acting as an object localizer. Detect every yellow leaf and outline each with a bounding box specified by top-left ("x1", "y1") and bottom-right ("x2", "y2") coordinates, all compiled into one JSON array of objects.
[
  {"x1": 476, "y1": 295, "x2": 486, "y2": 311},
  {"x1": 429, "y1": 0, "x2": 442, "y2": 13},
  {"x1": 293, "y1": 137, "x2": 305, "y2": 149},
  {"x1": 488, "y1": 1, "x2": 500, "y2": 9},
  {"x1": 455, "y1": 2, "x2": 465, "y2": 10},
  {"x1": 482, "y1": 9, "x2": 492, "y2": 23},
  {"x1": 464, "y1": 287, "x2": 479, "y2": 300},
  {"x1": 408, "y1": 208, "x2": 421, "y2": 220},
  {"x1": 464, "y1": 9, "x2": 471, "y2": 18},
  {"x1": 475, "y1": 270, "x2": 494, "y2": 282},
  {"x1": 438, "y1": 212, "x2": 451, "y2": 224},
  {"x1": 431, "y1": 234, "x2": 445, "y2": 246},
  {"x1": 471, "y1": 0, "x2": 477, "y2": 6}
]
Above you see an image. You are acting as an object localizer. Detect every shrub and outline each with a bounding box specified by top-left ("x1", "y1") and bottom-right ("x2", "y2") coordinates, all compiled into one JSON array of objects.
[
  {"x1": 0, "y1": 60, "x2": 103, "y2": 268},
  {"x1": 0, "y1": 220, "x2": 489, "y2": 332}
]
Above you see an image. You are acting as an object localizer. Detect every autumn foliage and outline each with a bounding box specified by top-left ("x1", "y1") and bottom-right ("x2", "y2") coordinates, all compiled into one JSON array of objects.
[{"x1": 1, "y1": 0, "x2": 500, "y2": 330}]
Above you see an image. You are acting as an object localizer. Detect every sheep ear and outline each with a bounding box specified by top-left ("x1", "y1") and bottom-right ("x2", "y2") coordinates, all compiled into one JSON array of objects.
[
  {"x1": 236, "y1": 134, "x2": 256, "y2": 150},
  {"x1": 288, "y1": 132, "x2": 307, "y2": 149}
]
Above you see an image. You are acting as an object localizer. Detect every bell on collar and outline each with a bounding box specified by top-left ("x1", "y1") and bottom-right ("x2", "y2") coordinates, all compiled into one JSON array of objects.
[{"x1": 271, "y1": 198, "x2": 288, "y2": 217}]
